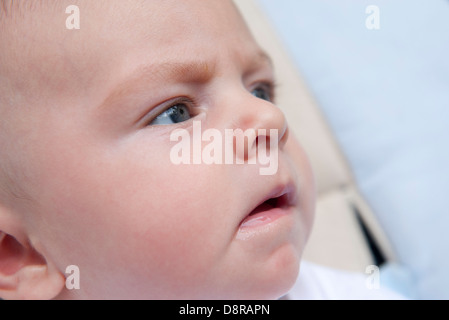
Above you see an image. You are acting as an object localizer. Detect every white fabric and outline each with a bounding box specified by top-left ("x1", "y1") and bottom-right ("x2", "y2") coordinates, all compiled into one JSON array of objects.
[{"x1": 287, "y1": 261, "x2": 405, "y2": 300}]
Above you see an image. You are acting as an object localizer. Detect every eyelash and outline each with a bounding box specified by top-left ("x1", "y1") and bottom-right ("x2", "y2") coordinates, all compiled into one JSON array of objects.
[
  {"x1": 147, "y1": 97, "x2": 198, "y2": 125},
  {"x1": 147, "y1": 81, "x2": 277, "y2": 126}
]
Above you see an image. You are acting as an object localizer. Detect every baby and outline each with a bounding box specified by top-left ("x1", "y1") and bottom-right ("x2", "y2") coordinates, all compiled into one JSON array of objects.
[
  {"x1": 0, "y1": 0, "x2": 401, "y2": 300},
  {"x1": 0, "y1": 0, "x2": 315, "y2": 300}
]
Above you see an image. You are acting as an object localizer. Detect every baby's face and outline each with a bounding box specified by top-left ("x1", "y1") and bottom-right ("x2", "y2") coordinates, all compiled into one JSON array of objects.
[{"x1": 0, "y1": 0, "x2": 315, "y2": 299}]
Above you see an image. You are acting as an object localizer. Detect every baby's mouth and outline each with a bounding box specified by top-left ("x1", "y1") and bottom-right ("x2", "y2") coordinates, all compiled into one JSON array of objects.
[
  {"x1": 247, "y1": 194, "x2": 290, "y2": 217},
  {"x1": 239, "y1": 184, "x2": 297, "y2": 229}
]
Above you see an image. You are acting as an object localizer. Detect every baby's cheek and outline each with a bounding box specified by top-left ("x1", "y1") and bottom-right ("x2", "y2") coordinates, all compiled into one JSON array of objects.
[
  {"x1": 32, "y1": 134, "x2": 232, "y2": 296},
  {"x1": 114, "y1": 166, "x2": 232, "y2": 288}
]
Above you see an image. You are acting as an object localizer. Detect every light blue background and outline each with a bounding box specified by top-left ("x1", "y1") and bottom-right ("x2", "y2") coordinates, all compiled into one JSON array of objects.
[{"x1": 257, "y1": 0, "x2": 449, "y2": 299}]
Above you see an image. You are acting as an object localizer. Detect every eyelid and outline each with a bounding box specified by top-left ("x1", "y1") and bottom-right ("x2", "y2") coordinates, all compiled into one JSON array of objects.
[{"x1": 145, "y1": 96, "x2": 198, "y2": 126}]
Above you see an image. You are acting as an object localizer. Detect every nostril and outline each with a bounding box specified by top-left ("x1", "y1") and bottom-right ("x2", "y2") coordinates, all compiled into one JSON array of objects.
[
  {"x1": 255, "y1": 136, "x2": 273, "y2": 157},
  {"x1": 255, "y1": 135, "x2": 270, "y2": 146}
]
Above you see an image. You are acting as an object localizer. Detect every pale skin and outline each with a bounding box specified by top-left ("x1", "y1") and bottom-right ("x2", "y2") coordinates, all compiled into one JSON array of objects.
[{"x1": 0, "y1": 0, "x2": 315, "y2": 299}]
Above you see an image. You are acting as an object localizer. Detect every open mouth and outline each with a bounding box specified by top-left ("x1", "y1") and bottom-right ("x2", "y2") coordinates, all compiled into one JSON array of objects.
[
  {"x1": 239, "y1": 184, "x2": 297, "y2": 230},
  {"x1": 247, "y1": 193, "x2": 290, "y2": 217}
]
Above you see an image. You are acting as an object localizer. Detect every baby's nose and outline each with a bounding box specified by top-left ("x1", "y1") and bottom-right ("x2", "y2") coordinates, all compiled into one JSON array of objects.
[{"x1": 227, "y1": 91, "x2": 289, "y2": 163}]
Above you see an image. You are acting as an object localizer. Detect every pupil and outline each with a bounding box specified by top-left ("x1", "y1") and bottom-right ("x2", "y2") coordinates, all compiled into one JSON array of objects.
[{"x1": 169, "y1": 105, "x2": 189, "y2": 123}]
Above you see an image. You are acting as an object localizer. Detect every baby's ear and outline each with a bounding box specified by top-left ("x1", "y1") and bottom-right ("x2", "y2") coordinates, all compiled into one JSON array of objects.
[{"x1": 0, "y1": 207, "x2": 65, "y2": 300}]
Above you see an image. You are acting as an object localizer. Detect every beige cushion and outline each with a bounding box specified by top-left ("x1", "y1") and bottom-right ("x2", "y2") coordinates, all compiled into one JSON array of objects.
[{"x1": 234, "y1": 0, "x2": 395, "y2": 272}]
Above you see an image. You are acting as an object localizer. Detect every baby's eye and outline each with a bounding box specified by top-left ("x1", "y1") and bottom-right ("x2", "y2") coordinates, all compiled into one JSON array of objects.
[
  {"x1": 150, "y1": 104, "x2": 192, "y2": 126},
  {"x1": 251, "y1": 84, "x2": 274, "y2": 102}
]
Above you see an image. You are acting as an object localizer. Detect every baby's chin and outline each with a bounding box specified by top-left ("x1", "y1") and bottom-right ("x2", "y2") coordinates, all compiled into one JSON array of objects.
[
  {"x1": 225, "y1": 244, "x2": 301, "y2": 300},
  {"x1": 257, "y1": 248, "x2": 301, "y2": 300}
]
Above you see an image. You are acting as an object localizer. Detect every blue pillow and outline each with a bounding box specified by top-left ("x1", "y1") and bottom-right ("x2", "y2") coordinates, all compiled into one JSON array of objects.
[{"x1": 257, "y1": 0, "x2": 449, "y2": 299}]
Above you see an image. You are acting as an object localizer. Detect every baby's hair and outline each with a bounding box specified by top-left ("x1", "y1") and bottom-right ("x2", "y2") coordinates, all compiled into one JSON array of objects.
[
  {"x1": 1, "y1": 0, "x2": 26, "y2": 18},
  {"x1": 0, "y1": 0, "x2": 9, "y2": 15},
  {"x1": 0, "y1": 0, "x2": 33, "y2": 21},
  {"x1": 0, "y1": 0, "x2": 43, "y2": 202},
  {"x1": 0, "y1": 0, "x2": 58, "y2": 20}
]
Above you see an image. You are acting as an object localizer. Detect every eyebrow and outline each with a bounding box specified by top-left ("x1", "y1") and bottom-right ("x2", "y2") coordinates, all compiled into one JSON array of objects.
[
  {"x1": 98, "y1": 50, "x2": 273, "y2": 113},
  {"x1": 98, "y1": 61, "x2": 216, "y2": 114}
]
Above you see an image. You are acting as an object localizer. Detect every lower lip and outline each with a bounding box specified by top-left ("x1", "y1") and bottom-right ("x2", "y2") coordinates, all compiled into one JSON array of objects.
[{"x1": 238, "y1": 207, "x2": 293, "y2": 230}]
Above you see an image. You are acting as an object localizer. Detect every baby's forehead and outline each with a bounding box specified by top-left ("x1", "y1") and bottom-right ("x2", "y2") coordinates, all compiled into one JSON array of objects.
[{"x1": 0, "y1": 0, "x2": 257, "y2": 108}]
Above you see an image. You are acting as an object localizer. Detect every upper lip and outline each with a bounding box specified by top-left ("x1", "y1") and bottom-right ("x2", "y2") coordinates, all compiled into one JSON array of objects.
[{"x1": 242, "y1": 182, "x2": 298, "y2": 221}]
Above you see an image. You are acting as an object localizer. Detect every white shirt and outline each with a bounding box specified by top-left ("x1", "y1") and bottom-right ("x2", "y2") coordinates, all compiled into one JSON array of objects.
[{"x1": 286, "y1": 261, "x2": 405, "y2": 300}]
